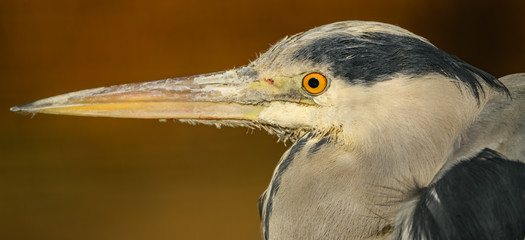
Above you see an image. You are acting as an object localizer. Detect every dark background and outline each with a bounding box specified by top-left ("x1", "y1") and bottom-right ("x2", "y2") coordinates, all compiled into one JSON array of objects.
[{"x1": 1, "y1": 1, "x2": 524, "y2": 239}]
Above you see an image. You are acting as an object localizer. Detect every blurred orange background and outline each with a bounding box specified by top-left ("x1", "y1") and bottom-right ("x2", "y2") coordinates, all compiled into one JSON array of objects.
[{"x1": 1, "y1": 1, "x2": 524, "y2": 239}]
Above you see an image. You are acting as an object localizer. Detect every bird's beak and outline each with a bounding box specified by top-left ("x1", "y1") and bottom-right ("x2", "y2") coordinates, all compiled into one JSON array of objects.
[{"x1": 11, "y1": 66, "x2": 310, "y2": 122}]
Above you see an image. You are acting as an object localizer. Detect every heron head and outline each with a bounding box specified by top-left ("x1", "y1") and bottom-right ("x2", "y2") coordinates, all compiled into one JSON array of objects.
[{"x1": 11, "y1": 21, "x2": 508, "y2": 144}]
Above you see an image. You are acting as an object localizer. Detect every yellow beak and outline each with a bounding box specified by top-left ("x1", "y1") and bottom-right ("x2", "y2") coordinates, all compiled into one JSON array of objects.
[{"x1": 11, "y1": 66, "x2": 310, "y2": 122}]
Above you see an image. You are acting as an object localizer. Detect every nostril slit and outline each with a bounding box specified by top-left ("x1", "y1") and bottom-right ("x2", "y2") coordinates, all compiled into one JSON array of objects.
[{"x1": 264, "y1": 78, "x2": 274, "y2": 85}]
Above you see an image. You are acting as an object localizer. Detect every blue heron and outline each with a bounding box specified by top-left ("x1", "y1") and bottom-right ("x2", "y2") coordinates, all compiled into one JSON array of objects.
[{"x1": 11, "y1": 21, "x2": 525, "y2": 239}]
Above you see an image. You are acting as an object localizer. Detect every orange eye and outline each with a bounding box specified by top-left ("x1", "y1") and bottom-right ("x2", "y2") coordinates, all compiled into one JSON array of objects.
[{"x1": 302, "y1": 73, "x2": 328, "y2": 95}]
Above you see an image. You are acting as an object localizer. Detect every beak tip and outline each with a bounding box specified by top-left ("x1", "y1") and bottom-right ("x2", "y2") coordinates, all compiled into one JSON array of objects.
[
  {"x1": 10, "y1": 105, "x2": 24, "y2": 112},
  {"x1": 10, "y1": 102, "x2": 37, "y2": 114}
]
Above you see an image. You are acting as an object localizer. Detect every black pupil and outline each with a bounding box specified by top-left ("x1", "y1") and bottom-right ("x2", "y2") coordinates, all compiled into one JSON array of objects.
[{"x1": 308, "y1": 78, "x2": 320, "y2": 88}]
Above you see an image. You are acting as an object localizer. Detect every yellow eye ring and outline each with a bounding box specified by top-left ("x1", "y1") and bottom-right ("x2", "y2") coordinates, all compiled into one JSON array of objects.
[{"x1": 302, "y1": 72, "x2": 328, "y2": 95}]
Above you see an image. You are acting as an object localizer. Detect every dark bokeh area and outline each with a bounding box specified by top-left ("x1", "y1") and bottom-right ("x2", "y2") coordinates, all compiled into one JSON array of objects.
[{"x1": 1, "y1": 1, "x2": 524, "y2": 239}]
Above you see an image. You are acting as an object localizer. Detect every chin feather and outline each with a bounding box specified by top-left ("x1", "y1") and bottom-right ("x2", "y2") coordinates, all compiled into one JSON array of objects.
[{"x1": 177, "y1": 119, "x2": 342, "y2": 144}]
